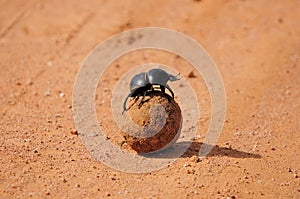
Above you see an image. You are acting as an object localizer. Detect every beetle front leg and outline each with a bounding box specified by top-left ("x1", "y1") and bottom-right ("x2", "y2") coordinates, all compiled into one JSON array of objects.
[
  {"x1": 165, "y1": 84, "x2": 175, "y2": 98},
  {"x1": 122, "y1": 93, "x2": 132, "y2": 114},
  {"x1": 138, "y1": 91, "x2": 147, "y2": 108}
]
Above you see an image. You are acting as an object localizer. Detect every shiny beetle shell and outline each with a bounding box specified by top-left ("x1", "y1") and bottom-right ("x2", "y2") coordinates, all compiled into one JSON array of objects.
[{"x1": 123, "y1": 68, "x2": 179, "y2": 113}]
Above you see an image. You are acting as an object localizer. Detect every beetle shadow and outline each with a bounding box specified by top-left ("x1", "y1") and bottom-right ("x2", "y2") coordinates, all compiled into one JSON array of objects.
[{"x1": 142, "y1": 141, "x2": 262, "y2": 159}]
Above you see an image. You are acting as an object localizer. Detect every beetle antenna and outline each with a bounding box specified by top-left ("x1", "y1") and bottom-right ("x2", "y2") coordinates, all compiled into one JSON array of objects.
[{"x1": 168, "y1": 73, "x2": 180, "y2": 81}]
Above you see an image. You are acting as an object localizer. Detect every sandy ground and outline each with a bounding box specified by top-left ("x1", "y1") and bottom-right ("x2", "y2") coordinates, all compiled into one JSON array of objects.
[{"x1": 0, "y1": 0, "x2": 299, "y2": 198}]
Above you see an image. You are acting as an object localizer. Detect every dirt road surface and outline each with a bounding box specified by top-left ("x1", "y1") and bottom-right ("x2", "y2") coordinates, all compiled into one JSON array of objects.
[{"x1": 0, "y1": 0, "x2": 299, "y2": 198}]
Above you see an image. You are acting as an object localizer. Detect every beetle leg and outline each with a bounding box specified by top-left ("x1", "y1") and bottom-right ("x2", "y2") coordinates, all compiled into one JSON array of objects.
[
  {"x1": 160, "y1": 85, "x2": 166, "y2": 94},
  {"x1": 165, "y1": 84, "x2": 175, "y2": 98},
  {"x1": 122, "y1": 92, "x2": 133, "y2": 114},
  {"x1": 138, "y1": 91, "x2": 147, "y2": 108},
  {"x1": 160, "y1": 85, "x2": 171, "y2": 102}
]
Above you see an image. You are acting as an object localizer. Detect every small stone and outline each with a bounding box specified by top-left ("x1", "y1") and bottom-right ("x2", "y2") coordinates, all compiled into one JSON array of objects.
[
  {"x1": 270, "y1": 147, "x2": 276, "y2": 150},
  {"x1": 190, "y1": 155, "x2": 201, "y2": 163},
  {"x1": 253, "y1": 145, "x2": 258, "y2": 151},
  {"x1": 110, "y1": 176, "x2": 116, "y2": 180},
  {"x1": 54, "y1": 114, "x2": 60, "y2": 118},
  {"x1": 258, "y1": 180, "x2": 263, "y2": 184},
  {"x1": 192, "y1": 135, "x2": 201, "y2": 140},
  {"x1": 187, "y1": 169, "x2": 195, "y2": 174},
  {"x1": 59, "y1": 92, "x2": 65, "y2": 97},
  {"x1": 70, "y1": 130, "x2": 78, "y2": 135},
  {"x1": 26, "y1": 79, "x2": 33, "y2": 85},
  {"x1": 44, "y1": 90, "x2": 51, "y2": 96},
  {"x1": 47, "y1": 61, "x2": 53, "y2": 67},
  {"x1": 293, "y1": 174, "x2": 298, "y2": 178},
  {"x1": 188, "y1": 71, "x2": 197, "y2": 78},
  {"x1": 11, "y1": 184, "x2": 17, "y2": 189},
  {"x1": 184, "y1": 163, "x2": 191, "y2": 167},
  {"x1": 280, "y1": 182, "x2": 290, "y2": 186}
]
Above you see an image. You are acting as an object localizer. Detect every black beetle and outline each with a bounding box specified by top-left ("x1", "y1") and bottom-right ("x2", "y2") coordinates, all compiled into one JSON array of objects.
[{"x1": 123, "y1": 68, "x2": 179, "y2": 113}]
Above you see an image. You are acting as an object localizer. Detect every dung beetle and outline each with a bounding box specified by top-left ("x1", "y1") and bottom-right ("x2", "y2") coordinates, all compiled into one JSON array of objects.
[{"x1": 123, "y1": 68, "x2": 179, "y2": 113}]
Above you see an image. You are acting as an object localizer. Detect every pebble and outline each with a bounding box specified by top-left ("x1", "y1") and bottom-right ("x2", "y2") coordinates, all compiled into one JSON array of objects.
[
  {"x1": 187, "y1": 169, "x2": 195, "y2": 174},
  {"x1": 26, "y1": 79, "x2": 33, "y2": 85},
  {"x1": 183, "y1": 163, "x2": 191, "y2": 167},
  {"x1": 270, "y1": 146, "x2": 276, "y2": 150},
  {"x1": 293, "y1": 173, "x2": 298, "y2": 178},
  {"x1": 253, "y1": 145, "x2": 258, "y2": 151},
  {"x1": 59, "y1": 92, "x2": 65, "y2": 97},
  {"x1": 70, "y1": 130, "x2": 78, "y2": 135},
  {"x1": 44, "y1": 90, "x2": 51, "y2": 96},
  {"x1": 192, "y1": 135, "x2": 201, "y2": 140},
  {"x1": 190, "y1": 155, "x2": 201, "y2": 163},
  {"x1": 280, "y1": 182, "x2": 290, "y2": 186},
  {"x1": 188, "y1": 71, "x2": 197, "y2": 78},
  {"x1": 47, "y1": 61, "x2": 53, "y2": 67}
]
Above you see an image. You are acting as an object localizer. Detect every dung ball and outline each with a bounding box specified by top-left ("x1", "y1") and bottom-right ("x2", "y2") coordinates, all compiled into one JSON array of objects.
[{"x1": 123, "y1": 91, "x2": 182, "y2": 153}]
